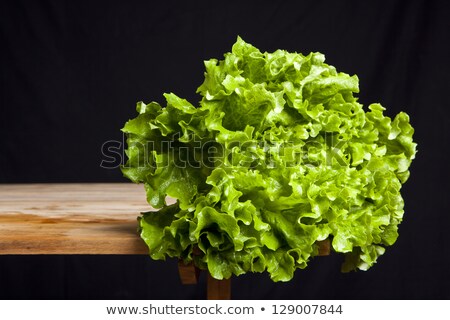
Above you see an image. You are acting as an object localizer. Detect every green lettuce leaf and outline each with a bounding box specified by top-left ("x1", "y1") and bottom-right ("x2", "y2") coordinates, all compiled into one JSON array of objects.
[{"x1": 123, "y1": 36, "x2": 417, "y2": 282}]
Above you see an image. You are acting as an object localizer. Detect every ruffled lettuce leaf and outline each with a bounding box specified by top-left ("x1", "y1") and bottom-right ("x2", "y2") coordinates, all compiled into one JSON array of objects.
[{"x1": 122, "y1": 37, "x2": 417, "y2": 282}]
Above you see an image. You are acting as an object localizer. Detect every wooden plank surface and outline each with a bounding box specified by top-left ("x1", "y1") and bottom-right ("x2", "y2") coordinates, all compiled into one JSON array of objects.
[{"x1": 0, "y1": 183, "x2": 159, "y2": 254}]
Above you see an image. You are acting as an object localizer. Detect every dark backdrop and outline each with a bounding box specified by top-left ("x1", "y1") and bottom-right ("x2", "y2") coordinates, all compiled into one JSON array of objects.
[{"x1": 1, "y1": 0, "x2": 449, "y2": 299}]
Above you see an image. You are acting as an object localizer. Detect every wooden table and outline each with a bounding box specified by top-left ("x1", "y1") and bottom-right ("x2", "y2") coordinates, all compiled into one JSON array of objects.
[
  {"x1": 0, "y1": 183, "x2": 330, "y2": 299},
  {"x1": 0, "y1": 183, "x2": 154, "y2": 254}
]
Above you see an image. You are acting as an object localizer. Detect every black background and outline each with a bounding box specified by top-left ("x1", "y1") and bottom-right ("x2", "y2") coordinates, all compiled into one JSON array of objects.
[{"x1": 1, "y1": 0, "x2": 449, "y2": 299}]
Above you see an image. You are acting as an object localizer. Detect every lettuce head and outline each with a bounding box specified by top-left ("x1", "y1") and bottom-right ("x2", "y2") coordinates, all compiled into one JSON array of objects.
[{"x1": 121, "y1": 37, "x2": 417, "y2": 282}]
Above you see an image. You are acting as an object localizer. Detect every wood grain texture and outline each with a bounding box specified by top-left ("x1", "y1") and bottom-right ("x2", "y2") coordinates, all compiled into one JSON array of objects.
[{"x1": 0, "y1": 183, "x2": 163, "y2": 254}]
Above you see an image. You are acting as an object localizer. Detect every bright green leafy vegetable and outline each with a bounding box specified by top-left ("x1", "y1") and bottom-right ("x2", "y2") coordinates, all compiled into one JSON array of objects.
[{"x1": 121, "y1": 37, "x2": 417, "y2": 281}]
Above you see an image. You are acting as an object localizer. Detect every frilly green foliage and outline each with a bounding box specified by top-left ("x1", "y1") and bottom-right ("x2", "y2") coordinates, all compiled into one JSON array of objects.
[{"x1": 121, "y1": 37, "x2": 417, "y2": 281}]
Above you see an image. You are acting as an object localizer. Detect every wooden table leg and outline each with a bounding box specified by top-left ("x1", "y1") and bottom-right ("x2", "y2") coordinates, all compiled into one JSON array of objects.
[
  {"x1": 317, "y1": 239, "x2": 331, "y2": 256},
  {"x1": 207, "y1": 274, "x2": 231, "y2": 300},
  {"x1": 178, "y1": 260, "x2": 200, "y2": 284}
]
